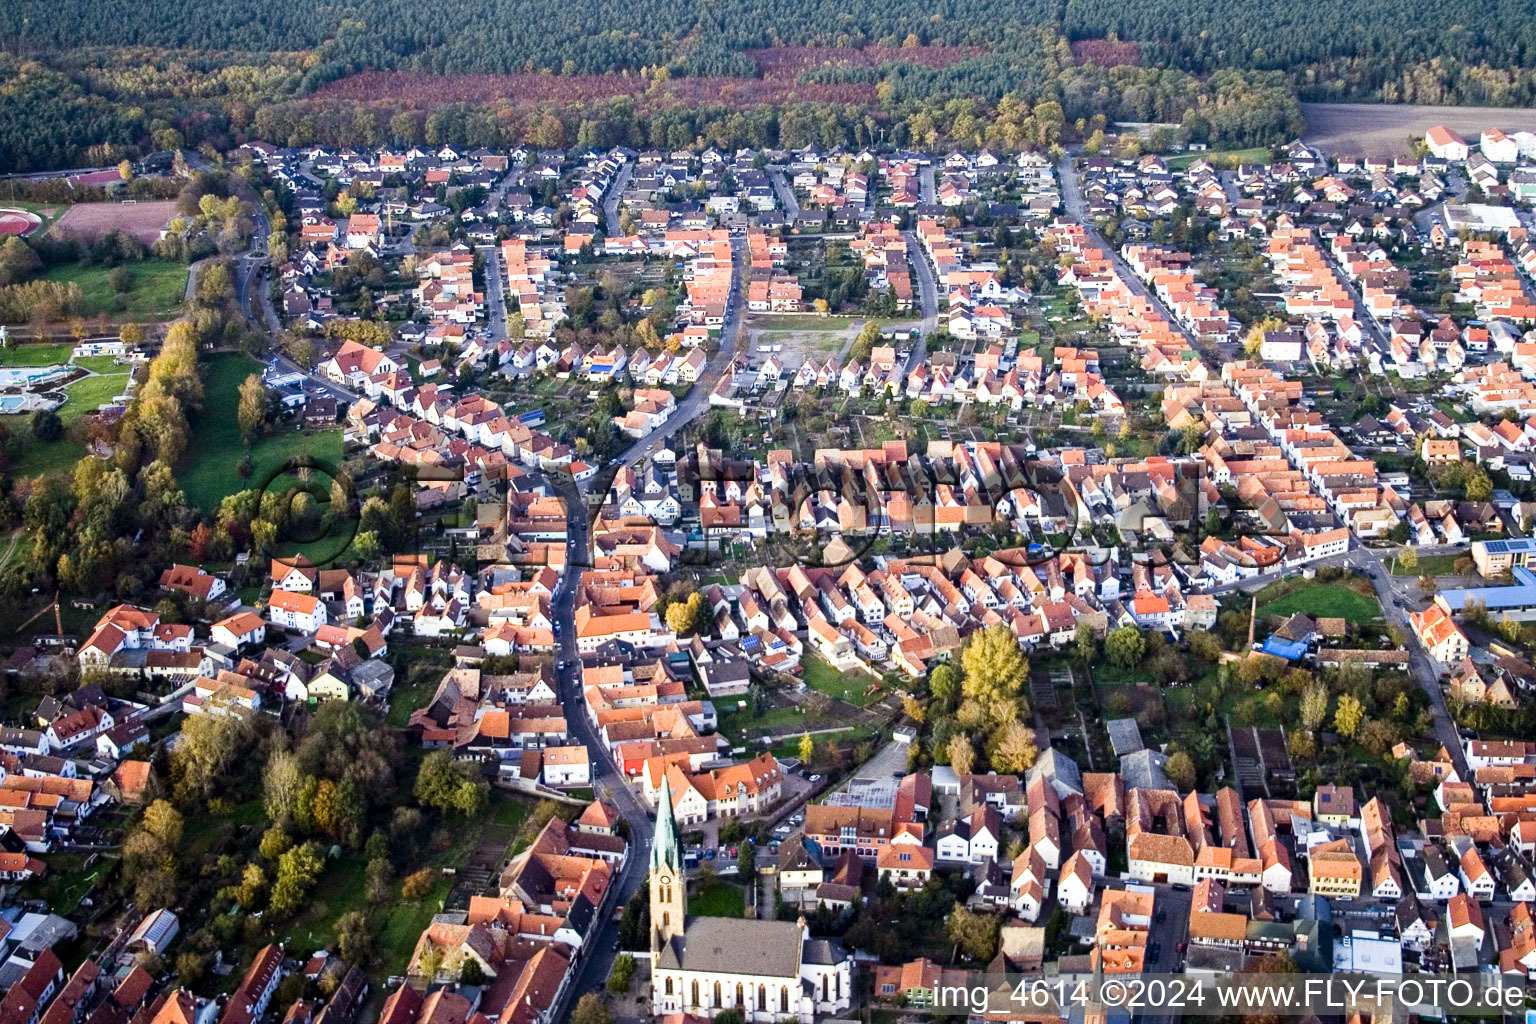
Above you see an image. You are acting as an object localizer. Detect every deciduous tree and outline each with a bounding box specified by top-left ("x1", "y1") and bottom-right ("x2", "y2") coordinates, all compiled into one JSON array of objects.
[
  {"x1": 1334, "y1": 694, "x2": 1365, "y2": 739},
  {"x1": 570, "y1": 995, "x2": 614, "y2": 1024},
  {"x1": 237, "y1": 373, "x2": 266, "y2": 443},
  {"x1": 415, "y1": 751, "x2": 489, "y2": 816},
  {"x1": 960, "y1": 623, "x2": 1028, "y2": 704},
  {"x1": 1105, "y1": 626, "x2": 1146, "y2": 670},
  {"x1": 948, "y1": 733, "x2": 976, "y2": 776},
  {"x1": 1300, "y1": 682, "x2": 1329, "y2": 732},
  {"x1": 945, "y1": 906, "x2": 1001, "y2": 962},
  {"x1": 987, "y1": 720, "x2": 1037, "y2": 774},
  {"x1": 1165, "y1": 751, "x2": 1196, "y2": 791}
]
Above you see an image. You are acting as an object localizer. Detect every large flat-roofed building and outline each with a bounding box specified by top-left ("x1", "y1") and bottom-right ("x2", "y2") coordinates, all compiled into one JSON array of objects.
[
  {"x1": 1439, "y1": 565, "x2": 1536, "y2": 622},
  {"x1": 1445, "y1": 203, "x2": 1523, "y2": 237},
  {"x1": 1472, "y1": 537, "x2": 1536, "y2": 577}
]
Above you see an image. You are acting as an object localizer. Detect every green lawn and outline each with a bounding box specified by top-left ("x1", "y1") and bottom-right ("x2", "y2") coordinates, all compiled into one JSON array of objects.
[
  {"x1": 4, "y1": 434, "x2": 85, "y2": 477},
  {"x1": 0, "y1": 343, "x2": 73, "y2": 366},
  {"x1": 718, "y1": 703, "x2": 813, "y2": 744},
  {"x1": 1166, "y1": 147, "x2": 1270, "y2": 170},
  {"x1": 18, "y1": 852, "x2": 113, "y2": 913},
  {"x1": 290, "y1": 855, "x2": 368, "y2": 953},
  {"x1": 386, "y1": 676, "x2": 441, "y2": 728},
  {"x1": 691, "y1": 878, "x2": 745, "y2": 918},
  {"x1": 72, "y1": 355, "x2": 123, "y2": 374},
  {"x1": 1256, "y1": 583, "x2": 1381, "y2": 625},
  {"x1": 375, "y1": 873, "x2": 453, "y2": 969},
  {"x1": 801, "y1": 653, "x2": 885, "y2": 707},
  {"x1": 59, "y1": 368, "x2": 132, "y2": 416},
  {"x1": 294, "y1": 790, "x2": 533, "y2": 977},
  {"x1": 766, "y1": 725, "x2": 874, "y2": 760},
  {"x1": 38, "y1": 260, "x2": 188, "y2": 318},
  {"x1": 1390, "y1": 553, "x2": 1462, "y2": 576},
  {"x1": 1093, "y1": 662, "x2": 1153, "y2": 686},
  {"x1": 493, "y1": 797, "x2": 530, "y2": 829},
  {"x1": 179, "y1": 353, "x2": 342, "y2": 510}
]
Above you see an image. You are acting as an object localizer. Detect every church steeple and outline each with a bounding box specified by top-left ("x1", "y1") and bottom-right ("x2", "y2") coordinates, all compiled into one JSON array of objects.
[
  {"x1": 650, "y1": 772, "x2": 686, "y2": 954},
  {"x1": 652, "y1": 772, "x2": 682, "y2": 874}
]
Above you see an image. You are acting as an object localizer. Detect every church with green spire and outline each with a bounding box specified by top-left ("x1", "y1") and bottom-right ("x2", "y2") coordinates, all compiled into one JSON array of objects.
[{"x1": 647, "y1": 774, "x2": 854, "y2": 1023}]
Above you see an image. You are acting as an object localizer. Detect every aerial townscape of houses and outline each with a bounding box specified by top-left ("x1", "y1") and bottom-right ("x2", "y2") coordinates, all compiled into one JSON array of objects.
[{"x1": 14, "y1": 108, "x2": 1536, "y2": 1024}]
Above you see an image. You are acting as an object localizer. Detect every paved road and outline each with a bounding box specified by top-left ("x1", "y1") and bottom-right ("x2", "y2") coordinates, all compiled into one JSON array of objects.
[
  {"x1": 184, "y1": 257, "x2": 208, "y2": 302},
  {"x1": 479, "y1": 243, "x2": 509, "y2": 341},
  {"x1": 603, "y1": 159, "x2": 634, "y2": 237},
  {"x1": 601, "y1": 230, "x2": 749, "y2": 479},
  {"x1": 1055, "y1": 154, "x2": 1199, "y2": 350},
  {"x1": 1142, "y1": 884, "x2": 1191, "y2": 975},
  {"x1": 544, "y1": 466, "x2": 657, "y2": 1012},
  {"x1": 768, "y1": 168, "x2": 801, "y2": 221},
  {"x1": 919, "y1": 165, "x2": 936, "y2": 205},
  {"x1": 545, "y1": 228, "x2": 754, "y2": 1000},
  {"x1": 901, "y1": 229, "x2": 940, "y2": 375},
  {"x1": 1316, "y1": 244, "x2": 1389, "y2": 357},
  {"x1": 0, "y1": 164, "x2": 117, "y2": 183}
]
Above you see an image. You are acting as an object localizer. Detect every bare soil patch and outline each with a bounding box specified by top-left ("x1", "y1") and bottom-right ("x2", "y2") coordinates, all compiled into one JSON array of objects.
[
  {"x1": 51, "y1": 200, "x2": 175, "y2": 246},
  {"x1": 1302, "y1": 101, "x2": 1536, "y2": 157}
]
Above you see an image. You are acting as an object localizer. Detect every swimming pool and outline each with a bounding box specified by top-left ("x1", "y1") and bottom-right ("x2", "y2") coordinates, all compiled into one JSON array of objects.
[{"x1": 0, "y1": 365, "x2": 70, "y2": 388}]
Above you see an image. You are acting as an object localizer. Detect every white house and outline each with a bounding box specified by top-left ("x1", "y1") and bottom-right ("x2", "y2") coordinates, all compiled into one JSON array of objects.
[
  {"x1": 935, "y1": 808, "x2": 1001, "y2": 866},
  {"x1": 212, "y1": 611, "x2": 267, "y2": 649},
  {"x1": 1057, "y1": 852, "x2": 1094, "y2": 915},
  {"x1": 540, "y1": 745, "x2": 592, "y2": 787},
  {"x1": 1482, "y1": 129, "x2": 1521, "y2": 164},
  {"x1": 1425, "y1": 125, "x2": 1470, "y2": 162},
  {"x1": 267, "y1": 590, "x2": 327, "y2": 633}
]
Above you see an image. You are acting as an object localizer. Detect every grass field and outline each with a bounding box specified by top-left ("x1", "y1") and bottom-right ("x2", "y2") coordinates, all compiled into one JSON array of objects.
[
  {"x1": 179, "y1": 353, "x2": 342, "y2": 510},
  {"x1": 38, "y1": 260, "x2": 187, "y2": 318},
  {"x1": 691, "y1": 878, "x2": 745, "y2": 918},
  {"x1": 801, "y1": 653, "x2": 885, "y2": 706},
  {"x1": 18, "y1": 852, "x2": 111, "y2": 913},
  {"x1": 0, "y1": 343, "x2": 73, "y2": 366},
  {"x1": 1166, "y1": 147, "x2": 1270, "y2": 170},
  {"x1": 1256, "y1": 583, "x2": 1381, "y2": 625},
  {"x1": 72, "y1": 355, "x2": 123, "y2": 374},
  {"x1": 1390, "y1": 553, "x2": 1463, "y2": 576},
  {"x1": 717, "y1": 703, "x2": 813, "y2": 746},
  {"x1": 1092, "y1": 662, "x2": 1153, "y2": 687}
]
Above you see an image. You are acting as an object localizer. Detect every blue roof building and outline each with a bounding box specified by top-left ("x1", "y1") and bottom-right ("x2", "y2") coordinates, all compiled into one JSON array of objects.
[
  {"x1": 1439, "y1": 565, "x2": 1536, "y2": 618},
  {"x1": 1260, "y1": 636, "x2": 1309, "y2": 661}
]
